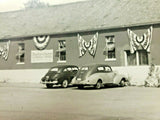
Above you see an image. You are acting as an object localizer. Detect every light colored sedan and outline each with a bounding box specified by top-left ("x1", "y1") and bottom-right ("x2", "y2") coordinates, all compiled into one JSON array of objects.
[{"x1": 72, "y1": 64, "x2": 128, "y2": 89}]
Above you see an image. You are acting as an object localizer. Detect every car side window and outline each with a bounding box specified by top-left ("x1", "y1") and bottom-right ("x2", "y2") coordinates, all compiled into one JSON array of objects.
[
  {"x1": 72, "y1": 67, "x2": 78, "y2": 71},
  {"x1": 105, "y1": 66, "x2": 112, "y2": 72},
  {"x1": 67, "y1": 67, "x2": 72, "y2": 71},
  {"x1": 63, "y1": 68, "x2": 68, "y2": 72},
  {"x1": 97, "y1": 67, "x2": 105, "y2": 72}
]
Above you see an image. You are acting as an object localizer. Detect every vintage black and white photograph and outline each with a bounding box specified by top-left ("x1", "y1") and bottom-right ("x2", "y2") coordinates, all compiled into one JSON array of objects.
[{"x1": 0, "y1": 0, "x2": 160, "y2": 120}]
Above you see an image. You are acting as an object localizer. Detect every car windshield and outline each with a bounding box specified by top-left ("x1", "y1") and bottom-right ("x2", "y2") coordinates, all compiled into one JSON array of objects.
[{"x1": 50, "y1": 68, "x2": 59, "y2": 72}]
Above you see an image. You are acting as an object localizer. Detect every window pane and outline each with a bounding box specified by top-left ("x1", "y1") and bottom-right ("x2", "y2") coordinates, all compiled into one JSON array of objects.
[
  {"x1": 105, "y1": 67, "x2": 111, "y2": 72},
  {"x1": 105, "y1": 36, "x2": 116, "y2": 59},
  {"x1": 67, "y1": 67, "x2": 72, "y2": 71},
  {"x1": 97, "y1": 67, "x2": 104, "y2": 71},
  {"x1": 60, "y1": 51, "x2": 66, "y2": 61},
  {"x1": 17, "y1": 43, "x2": 25, "y2": 63},
  {"x1": 108, "y1": 50, "x2": 115, "y2": 59},
  {"x1": 126, "y1": 51, "x2": 136, "y2": 65},
  {"x1": 139, "y1": 50, "x2": 148, "y2": 65},
  {"x1": 81, "y1": 67, "x2": 89, "y2": 71},
  {"x1": 50, "y1": 68, "x2": 59, "y2": 72},
  {"x1": 58, "y1": 40, "x2": 66, "y2": 61}
]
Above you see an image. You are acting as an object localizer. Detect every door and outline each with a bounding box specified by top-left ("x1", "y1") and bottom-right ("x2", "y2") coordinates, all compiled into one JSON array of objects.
[{"x1": 103, "y1": 66, "x2": 115, "y2": 83}]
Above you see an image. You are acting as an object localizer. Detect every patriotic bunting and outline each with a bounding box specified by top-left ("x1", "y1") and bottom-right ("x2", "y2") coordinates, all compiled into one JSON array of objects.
[
  {"x1": 33, "y1": 35, "x2": 50, "y2": 50},
  {"x1": 127, "y1": 26, "x2": 153, "y2": 53},
  {"x1": 78, "y1": 32, "x2": 98, "y2": 57},
  {"x1": 0, "y1": 40, "x2": 10, "y2": 61}
]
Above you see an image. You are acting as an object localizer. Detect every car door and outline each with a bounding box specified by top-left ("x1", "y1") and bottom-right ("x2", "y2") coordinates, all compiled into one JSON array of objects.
[
  {"x1": 61, "y1": 68, "x2": 69, "y2": 81},
  {"x1": 66, "y1": 67, "x2": 74, "y2": 83},
  {"x1": 71, "y1": 67, "x2": 79, "y2": 77},
  {"x1": 103, "y1": 66, "x2": 115, "y2": 84},
  {"x1": 95, "y1": 66, "x2": 107, "y2": 83}
]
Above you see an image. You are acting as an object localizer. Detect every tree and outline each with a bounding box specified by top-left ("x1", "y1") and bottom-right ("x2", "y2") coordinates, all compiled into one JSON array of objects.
[{"x1": 24, "y1": 0, "x2": 49, "y2": 9}]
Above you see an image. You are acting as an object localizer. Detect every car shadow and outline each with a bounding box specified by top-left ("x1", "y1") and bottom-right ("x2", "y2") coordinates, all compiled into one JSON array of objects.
[
  {"x1": 72, "y1": 85, "x2": 125, "y2": 90},
  {"x1": 42, "y1": 85, "x2": 74, "y2": 89}
]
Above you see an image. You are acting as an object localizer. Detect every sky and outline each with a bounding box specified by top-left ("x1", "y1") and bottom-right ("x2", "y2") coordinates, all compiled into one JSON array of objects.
[{"x1": 0, "y1": 0, "x2": 87, "y2": 12}]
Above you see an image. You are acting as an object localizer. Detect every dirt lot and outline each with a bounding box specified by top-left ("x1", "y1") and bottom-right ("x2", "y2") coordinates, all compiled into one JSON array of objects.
[{"x1": 0, "y1": 83, "x2": 160, "y2": 120}]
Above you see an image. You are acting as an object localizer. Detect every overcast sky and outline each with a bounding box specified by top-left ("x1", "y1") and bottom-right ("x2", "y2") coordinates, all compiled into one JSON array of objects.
[{"x1": 0, "y1": 0, "x2": 87, "y2": 12}]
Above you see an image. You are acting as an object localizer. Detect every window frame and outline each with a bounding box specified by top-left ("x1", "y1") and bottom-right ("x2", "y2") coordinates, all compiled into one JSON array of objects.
[
  {"x1": 104, "y1": 36, "x2": 116, "y2": 61},
  {"x1": 16, "y1": 43, "x2": 25, "y2": 64},
  {"x1": 124, "y1": 50, "x2": 149, "y2": 66},
  {"x1": 57, "y1": 40, "x2": 66, "y2": 63}
]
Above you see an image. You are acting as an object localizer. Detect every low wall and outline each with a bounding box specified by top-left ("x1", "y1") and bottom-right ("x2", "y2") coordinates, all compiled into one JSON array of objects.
[
  {"x1": 0, "y1": 69, "x2": 48, "y2": 83},
  {"x1": 113, "y1": 66, "x2": 150, "y2": 86},
  {"x1": 0, "y1": 66, "x2": 156, "y2": 85}
]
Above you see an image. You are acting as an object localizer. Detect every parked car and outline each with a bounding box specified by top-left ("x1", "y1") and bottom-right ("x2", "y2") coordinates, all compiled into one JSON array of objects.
[
  {"x1": 72, "y1": 64, "x2": 128, "y2": 89},
  {"x1": 41, "y1": 65, "x2": 79, "y2": 88}
]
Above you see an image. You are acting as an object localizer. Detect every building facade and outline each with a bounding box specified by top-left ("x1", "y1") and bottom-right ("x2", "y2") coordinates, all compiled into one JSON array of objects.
[{"x1": 0, "y1": 0, "x2": 160, "y2": 84}]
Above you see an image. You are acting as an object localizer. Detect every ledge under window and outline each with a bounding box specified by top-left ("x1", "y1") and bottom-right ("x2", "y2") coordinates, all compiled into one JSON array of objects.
[
  {"x1": 16, "y1": 62, "x2": 25, "y2": 65},
  {"x1": 105, "y1": 58, "x2": 116, "y2": 61},
  {"x1": 57, "y1": 61, "x2": 66, "y2": 63}
]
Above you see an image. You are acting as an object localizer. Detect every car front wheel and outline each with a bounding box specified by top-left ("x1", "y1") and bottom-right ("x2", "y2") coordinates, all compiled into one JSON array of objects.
[{"x1": 61, "y1": 80, "x2": 68, "y2": 88}]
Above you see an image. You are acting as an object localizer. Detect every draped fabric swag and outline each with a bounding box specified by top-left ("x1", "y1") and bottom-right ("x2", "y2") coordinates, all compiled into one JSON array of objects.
[
  {"x1": 0, "y1": 40, "x2": 10, "y2": 61},
  {"x1": 78, "y1": 32, "x2": 98, "y2": 57},
  {"x1": 33, "y1": 35, "x2": 50, "y2": 50},
  {"x1": 127, "y1": 26, "x2": 153, "y2": 54}
]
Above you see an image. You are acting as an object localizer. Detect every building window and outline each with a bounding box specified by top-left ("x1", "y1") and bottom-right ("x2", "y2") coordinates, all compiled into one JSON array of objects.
[
  {"x1": 138, "y1": 50, "x2": 149, "y2": 65},
  {"x1": 56, "y1": 40, "x2": 66, "y2": 62},
  {"x1": 125, "y1": 50, "x2": 149, "y2": 66},
  {"x1": 104, "y1": 36, "x2": 116, "y2": 61},
  {"x1": 16, "y1": 43, "x2": 25, "y2": 64},
  {"x1": 125, "y1": 51, "x2": 137, "y2": 65}
]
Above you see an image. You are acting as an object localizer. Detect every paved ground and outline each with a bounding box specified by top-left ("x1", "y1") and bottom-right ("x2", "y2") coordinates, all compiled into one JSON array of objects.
[{"x1": 0, "y1": 83, "x2": 160, "y2": 120}]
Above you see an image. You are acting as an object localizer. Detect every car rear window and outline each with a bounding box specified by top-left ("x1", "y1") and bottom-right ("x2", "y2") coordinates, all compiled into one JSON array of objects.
[
  {"x1": 50, "y1": 68, "x2": 59, "y2": 72},
  {"x1": 105, "y1": 66, "x2": 112, "y2": 72}
]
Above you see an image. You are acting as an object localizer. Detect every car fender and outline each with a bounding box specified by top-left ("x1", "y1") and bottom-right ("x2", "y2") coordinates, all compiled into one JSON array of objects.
[
  {"x1": 87, "y1": 73, "x2": 103, "y2": 85},
  {"x1": 71, "y1": 77, "x2": 76, "y2": 84},
  {"x1": 113, "y1": 74, "x2": 126, "y2": 84}
]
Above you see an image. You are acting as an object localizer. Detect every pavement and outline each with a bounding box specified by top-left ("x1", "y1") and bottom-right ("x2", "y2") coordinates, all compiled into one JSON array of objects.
[{"x1": 0, "y1": 82, "x2": 160, "y2": 120}]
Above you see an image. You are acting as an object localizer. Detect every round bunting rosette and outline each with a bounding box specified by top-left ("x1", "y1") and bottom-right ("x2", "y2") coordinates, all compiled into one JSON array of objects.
[{"x1": 33, "y1": 35, "x2": 50, "y2": 50}]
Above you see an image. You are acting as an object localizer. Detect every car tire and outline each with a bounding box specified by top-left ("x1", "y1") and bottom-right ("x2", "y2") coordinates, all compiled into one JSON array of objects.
[
  {"x1": 61, "y1": 80, "x2": 68, "y2": 88},
  {"x1": 77, "y1": 85, "x2": 84, "y2": 89},
  {"x1": 46, "y1": 84, "x2": 53, "y2": 88},
  {"x1": 95, "y1": 80, "x2": 102, "y2": 89},
  {"x1": 120, "y1": 79, "x2": 125, "y2": 87}
]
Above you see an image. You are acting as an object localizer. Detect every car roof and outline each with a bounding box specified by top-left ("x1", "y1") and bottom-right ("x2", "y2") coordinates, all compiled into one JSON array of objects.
[
  {"x1": 50, "y1": 65, "x2": 78, "y2": 68},
  {"x1": 81, "y1": 64, "x2": 111, "y2": 68}
]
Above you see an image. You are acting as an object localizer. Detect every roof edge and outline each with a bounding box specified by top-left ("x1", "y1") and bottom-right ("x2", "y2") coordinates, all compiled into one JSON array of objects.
[
  {"x1": 0, "y1": 0, "x2": 89, "y2": 14},
  {"x1": 0, "y1": 21, "x2": 159, "y2": 40}
]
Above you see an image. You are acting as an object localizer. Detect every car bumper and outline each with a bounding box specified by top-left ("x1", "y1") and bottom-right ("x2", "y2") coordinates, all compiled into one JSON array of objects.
[
  {"x1": 73, "y1": 80, "x2": 95, "y2": 86},
  {"x1": 40, "y1": 81, "x2": 58, "y2": 84}
]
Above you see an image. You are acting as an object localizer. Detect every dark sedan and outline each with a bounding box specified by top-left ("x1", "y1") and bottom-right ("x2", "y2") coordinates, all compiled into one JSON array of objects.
[{"x1": 41, "y1": 65, "x2": 79, "y2": 88}]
